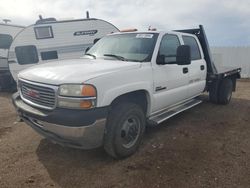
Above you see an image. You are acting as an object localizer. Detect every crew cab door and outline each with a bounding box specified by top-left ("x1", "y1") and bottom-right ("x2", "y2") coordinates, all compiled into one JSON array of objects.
[
  {"x1": 152, "y1": 34, "x2": 189, "y2": 112},
  {"x1": 182, "y1": 35, "x2": 207, "y2": 98}
]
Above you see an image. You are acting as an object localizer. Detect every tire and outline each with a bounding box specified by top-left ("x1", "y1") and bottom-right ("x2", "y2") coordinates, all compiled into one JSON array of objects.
[
  {"x1": 218, "y1": 78, "x2": 233, "y2": 105},
  {"x1": 209, "y1": 81, "x2": 219, "y2": 104},
  {"x1": 104, "y1": 102, "x2": 146, "y2": 159}
]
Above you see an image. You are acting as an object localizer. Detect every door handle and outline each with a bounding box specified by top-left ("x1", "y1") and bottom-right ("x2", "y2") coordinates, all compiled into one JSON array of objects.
[
  {"x1": 200, "y1": 65, "x2": 205, "y2": 70},
  {"x1": 183, "y1": 67, "x2": 188, "y2": 74}
]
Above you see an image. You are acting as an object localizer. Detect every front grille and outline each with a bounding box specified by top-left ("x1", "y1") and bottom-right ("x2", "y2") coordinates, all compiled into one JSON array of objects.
[{"x1": 20, "y1": 79, "x2": 56, "y2": 110}]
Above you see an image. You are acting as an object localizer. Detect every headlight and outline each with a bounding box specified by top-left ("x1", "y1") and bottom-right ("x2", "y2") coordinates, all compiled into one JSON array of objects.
[
  {"x1": 58, "y1": 84, "x2": 97, "y2": 109},
  {"x1": 59, "y1": 84, "x2": 96, "y2": 97}
]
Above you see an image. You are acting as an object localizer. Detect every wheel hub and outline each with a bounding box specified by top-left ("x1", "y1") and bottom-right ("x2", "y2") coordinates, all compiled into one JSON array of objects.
[{"x1": 120, "y1": 116, "x2": 140, "y2": 148}]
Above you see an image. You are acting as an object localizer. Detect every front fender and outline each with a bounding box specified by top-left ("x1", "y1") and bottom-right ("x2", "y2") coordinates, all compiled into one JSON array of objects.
[
  {"x1": 100, "y1": 81, "x2": 152, "y2": 107},
  {"x1": 85, "y1": 64, "x2": 153, "y2": 110}
]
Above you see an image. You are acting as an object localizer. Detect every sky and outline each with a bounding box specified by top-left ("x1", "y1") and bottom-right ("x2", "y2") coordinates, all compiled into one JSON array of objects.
[{"x1": 0, "y1": 0, "x2": 250, "y2": 46}]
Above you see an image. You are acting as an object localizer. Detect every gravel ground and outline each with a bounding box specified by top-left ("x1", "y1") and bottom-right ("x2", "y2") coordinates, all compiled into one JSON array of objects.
[{"x1": 0, "y1": 79, "x2": 250, "y2": 188}]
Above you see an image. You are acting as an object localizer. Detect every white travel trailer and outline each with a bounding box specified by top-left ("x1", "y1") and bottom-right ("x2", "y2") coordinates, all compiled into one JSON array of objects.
[
  {"x1": 8, "y1": 16, "x2": 119, "y2": 81},
  {"x1": 0, "y1": 23, "x2": 25, "y2": 89}
]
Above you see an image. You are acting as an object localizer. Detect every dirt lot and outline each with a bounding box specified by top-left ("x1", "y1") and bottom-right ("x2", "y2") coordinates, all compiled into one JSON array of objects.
[{"x1": 0, "y1": 80, "x2": 250, "y2": 188}]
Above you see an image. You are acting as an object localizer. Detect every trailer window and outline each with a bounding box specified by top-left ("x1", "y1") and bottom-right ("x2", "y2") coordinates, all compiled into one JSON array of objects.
[
  {"x1": 158, "y1": 34, "x2": 181, "y2": 64},
  {"x1": 41, "y1": 51, "x2": 58, "y2": 60},
  {"x1": 34, "y1": 26, "x2": 53, "y2": 39},
  {"x1": 0, "y1": 34, "x2": 13, "y2": 49},
  {"x1": 182, "y1": 36, "x2": 201, "y2": 60},
  {"x1": 15, "y1": 45, "x2": 39, "y2": 65}
]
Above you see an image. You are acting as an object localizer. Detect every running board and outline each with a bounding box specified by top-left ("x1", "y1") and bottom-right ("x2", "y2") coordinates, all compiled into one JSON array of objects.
[{"x1": 149, "y1": 99, "x2": 202, "y2": 124}]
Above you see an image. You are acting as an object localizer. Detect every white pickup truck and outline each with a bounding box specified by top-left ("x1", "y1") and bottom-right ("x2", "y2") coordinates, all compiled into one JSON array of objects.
[{"x1": 12, "y1": 25, "x2": 241, "y2": 159}]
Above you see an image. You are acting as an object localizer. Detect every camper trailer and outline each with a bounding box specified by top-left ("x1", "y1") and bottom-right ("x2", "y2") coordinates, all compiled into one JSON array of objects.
[
  {"x1": 8, "y1": 15, "x2": 119, "y2": 81},
  {"x1": 0, "y1": 23, "x2": 25, "y2": 90}
]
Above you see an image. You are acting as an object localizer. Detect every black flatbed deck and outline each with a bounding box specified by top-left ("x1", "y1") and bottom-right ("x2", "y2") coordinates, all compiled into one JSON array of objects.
[{"x1": 216, "y1": 66, "x2": 241, "y2": 76}]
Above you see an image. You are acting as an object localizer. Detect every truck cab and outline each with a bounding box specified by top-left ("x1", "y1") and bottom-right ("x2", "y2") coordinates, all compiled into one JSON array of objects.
[
  {"x1": 151, "y1": 31, "x2": 207, "y2": 111},
  {"x1": 12, "y1": 26, "x2": 241, "y2": 159}
]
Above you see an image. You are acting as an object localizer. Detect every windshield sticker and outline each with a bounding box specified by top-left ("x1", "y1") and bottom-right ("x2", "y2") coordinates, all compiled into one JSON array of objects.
[{"x1": 136, "y1": 34, "x2": 153, "y2": 38}]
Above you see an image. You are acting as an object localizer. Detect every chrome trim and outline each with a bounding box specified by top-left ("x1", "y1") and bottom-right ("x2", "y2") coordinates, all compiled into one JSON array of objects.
[
  {"x1": 19, "y1": 78, "x2": 58, "y2": 89},
  {"x1": 15, "y1": 97, "x2": 47, "y2": 117},
  {"x1": 19, "y1": 78, "x2": 58, "y2": 110},
  {"x1": 150, "y1": 94, "x2": 201, "y2": 116},
  {"x1": 58, "y1": 96, "x2": 97, "y2": 100},
  {"x1": 23, "y1": 116, "x2": 107, "y2": 149},
  {"x1": 20, "y1": 97, "x2": 54, "y2": 111},
  {"x1": 57, "y1": 96, "x2": 97, "y2": 109},
  {"x1": 150, "y1": 99, "x2": 202, "y2": 124}
]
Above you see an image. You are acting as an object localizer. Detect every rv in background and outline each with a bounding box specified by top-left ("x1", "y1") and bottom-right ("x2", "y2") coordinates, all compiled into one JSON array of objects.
[
  {"x1": 8, "y1": 15, "x2": 119, "y2": 82},
  {"x1": 0, "y1": 22, "x2": 25, "y2": 90}
]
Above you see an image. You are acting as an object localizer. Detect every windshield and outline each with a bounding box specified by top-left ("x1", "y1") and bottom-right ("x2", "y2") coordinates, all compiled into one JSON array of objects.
[{"x1": 85, "y1": 33, "x2": 159, "y2": 62}]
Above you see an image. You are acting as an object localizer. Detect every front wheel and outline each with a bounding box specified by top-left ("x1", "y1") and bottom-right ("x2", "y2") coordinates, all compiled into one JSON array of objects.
[{"x1": 104, "y1": 102, "x2": 146, "y2": 159}]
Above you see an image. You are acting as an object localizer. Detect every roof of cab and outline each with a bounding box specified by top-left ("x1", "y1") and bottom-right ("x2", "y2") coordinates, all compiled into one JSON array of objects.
[{"x1": 110, "y1": 30, "x2": 196, "y2": 37}]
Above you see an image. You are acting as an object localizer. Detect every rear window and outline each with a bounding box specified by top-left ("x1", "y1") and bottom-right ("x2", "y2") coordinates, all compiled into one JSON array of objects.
[
  {"x1": 0, "y1": 34, "x2": 13, "y2": 49},
  {"x1": 182, "y1": 36, "x2": 201, "y2": 60},
  {"x1": 34, "y1": 26, "x2": 53, "y2": 39},
  {"x1": 15, "y1": 45, "x2": 39, "y2": 65}
]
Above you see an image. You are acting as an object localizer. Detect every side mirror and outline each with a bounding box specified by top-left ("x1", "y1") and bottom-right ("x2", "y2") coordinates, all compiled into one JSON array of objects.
[
  {"x1": 156, "y1": 55, "x2": 165, "y2": 65},
  {"x1": 176, "y1": 45, "x2": 191, "y2": 65},
  {"x1": 93, "y1": 38, "x2": 100, "y2": 44}
]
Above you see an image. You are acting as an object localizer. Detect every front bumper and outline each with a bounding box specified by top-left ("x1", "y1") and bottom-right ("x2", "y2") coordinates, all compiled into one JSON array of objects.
[{"x1": 12, "y1": 92, "x2": 109, "y2": 149}]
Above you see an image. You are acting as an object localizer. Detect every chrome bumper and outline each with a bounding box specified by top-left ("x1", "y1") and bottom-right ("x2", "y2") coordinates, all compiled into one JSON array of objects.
[
  {"x1": 22, "y1": 115, "x2": 106, "y2": 149},
  {"x1": 12, "y1": 92, "x2": 108, "y2": 149}
]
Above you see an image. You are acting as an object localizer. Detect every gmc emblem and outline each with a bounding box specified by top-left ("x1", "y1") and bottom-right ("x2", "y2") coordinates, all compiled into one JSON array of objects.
[{"x1": 27, "y1": 89, "x2": 40, "y2": 98}]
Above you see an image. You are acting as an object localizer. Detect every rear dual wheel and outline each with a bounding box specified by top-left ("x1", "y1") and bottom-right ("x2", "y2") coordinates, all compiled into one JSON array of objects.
[
  {"x1": 218, "y1": 78, "x2": 233, "y2": 104},
  {"x1": 209, "y1": 78, "x2": 233, "y2": 105}
]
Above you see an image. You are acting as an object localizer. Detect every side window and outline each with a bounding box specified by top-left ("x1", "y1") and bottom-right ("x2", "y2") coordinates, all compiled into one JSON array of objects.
[
  {"x1": 41, "y1": 51, "x2": 58, "y2": 60},
  {"x1": 182, "y1": 36, "x2": 201, "y2": 60},
  {"x1": 15, "y1": 45, "x2": 39, "y2": 65},
  {"x1": 34, "y1": 26, "x2": 53, "y2": 39},
  {"x1": 158, "y1": 34, "x2": 180, "y2": 64},
  {"x1": 0, "y1": 34, "x2": 13, "y2": 49}
]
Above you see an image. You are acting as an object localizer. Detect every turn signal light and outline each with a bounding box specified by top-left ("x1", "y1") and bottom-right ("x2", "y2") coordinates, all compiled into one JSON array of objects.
[
  {"x1": 80, "y1": 100, "x2": 93, "y2": 108},
  {"x1": 82, "y1": 85, "x2": 96, "y2": 97}
]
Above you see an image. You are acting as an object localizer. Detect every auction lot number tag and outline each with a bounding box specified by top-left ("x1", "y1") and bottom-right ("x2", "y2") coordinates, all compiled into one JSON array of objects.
[{"x1": 136, "y1": 34, "x2": 154, "y2": 38}]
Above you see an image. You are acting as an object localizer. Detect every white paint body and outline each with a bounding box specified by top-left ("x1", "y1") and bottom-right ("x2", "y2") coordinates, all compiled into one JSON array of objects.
[
  {"x1": 18, "y1": 31, "x2": 207, "y2": 116},
  {"x1": 0, "y1": 24, "x2": 24, "y2": 70},
  {"x1": 8, "y1": 18, "x2": 119, "y2": 80}
]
